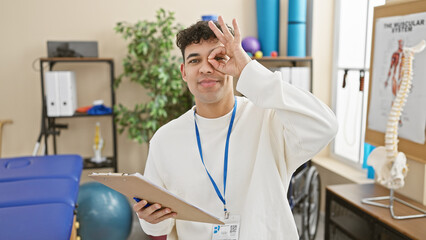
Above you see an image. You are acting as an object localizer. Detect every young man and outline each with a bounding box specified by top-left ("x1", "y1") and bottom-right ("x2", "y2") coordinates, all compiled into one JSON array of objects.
[{"x1": 134, "y1": 16, "x2": 338, "y2": 239}]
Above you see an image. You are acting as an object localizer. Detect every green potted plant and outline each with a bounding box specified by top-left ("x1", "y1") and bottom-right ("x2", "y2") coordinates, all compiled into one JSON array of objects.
[{"x1": 114, "y1": 9, "x2": 193, "y2": 143}]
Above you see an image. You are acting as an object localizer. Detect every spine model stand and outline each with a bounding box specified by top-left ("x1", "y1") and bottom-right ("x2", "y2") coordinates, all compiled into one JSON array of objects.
[{"x1": 363, "y1": 40, "x2": 426, "y2": 220}]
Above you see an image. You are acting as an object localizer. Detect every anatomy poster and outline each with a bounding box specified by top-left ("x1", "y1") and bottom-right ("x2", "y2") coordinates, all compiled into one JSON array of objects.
[{"x1": 368, "y1": 11, "x2": 426, "y2": 144}]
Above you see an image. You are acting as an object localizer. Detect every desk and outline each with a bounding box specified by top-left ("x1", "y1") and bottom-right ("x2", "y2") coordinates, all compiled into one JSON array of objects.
[{"x1": 325, "y1": 184, "x2": 426, "y2": 240}]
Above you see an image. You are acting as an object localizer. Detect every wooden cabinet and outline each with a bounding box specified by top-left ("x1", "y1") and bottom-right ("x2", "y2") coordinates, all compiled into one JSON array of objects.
[{"x1": 325, "y1": 184, "x2": 426, "y2": 240}]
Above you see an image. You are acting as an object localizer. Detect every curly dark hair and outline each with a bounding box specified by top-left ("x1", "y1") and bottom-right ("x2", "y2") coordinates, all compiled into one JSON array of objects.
[{"x1": 176, "y1": 20, "x2": 234, "y2": 61}]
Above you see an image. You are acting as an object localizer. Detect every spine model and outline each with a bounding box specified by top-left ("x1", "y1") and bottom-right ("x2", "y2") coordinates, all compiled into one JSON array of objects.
[
  {"x1": 368, "y1": 40, "x2": 425, "y2": 189},
  {"x1": 381, "y1": 40, "x2": 425, "y2": 189},
  {"x1": 384, "y1": 50, "x2": 411, "y2": 162}
]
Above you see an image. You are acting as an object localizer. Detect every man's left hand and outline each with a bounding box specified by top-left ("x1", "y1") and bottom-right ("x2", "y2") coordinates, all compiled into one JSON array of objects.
[{"x1": 208, "y1": 16, "x2": 252, "y2": 79}]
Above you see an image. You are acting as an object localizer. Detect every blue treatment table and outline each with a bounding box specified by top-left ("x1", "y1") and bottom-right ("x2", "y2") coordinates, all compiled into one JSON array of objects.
[{"x1": 0, "y1": 155, "x2": 83, "y2": 240}]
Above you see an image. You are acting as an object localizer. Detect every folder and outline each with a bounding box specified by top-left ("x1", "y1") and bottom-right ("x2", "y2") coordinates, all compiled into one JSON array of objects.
[
  {"x1": 280, "y1": 67, "x2": 292, "y2": 84},
  {"x1": 45, "y1": 71, "x2": 77, "y2": 117},
  {"x1": 89, "y1": 172, "x2": 224, "y2": 225},
  {"x1": 291, "y1": 67, "x2": 311, "y2": 92},
  {"x1": 45, "y1": 72, "x2": 60, "y2": 117},
  {"x1": 57, "y1": 72, "x2": 77, "y2": 116}
]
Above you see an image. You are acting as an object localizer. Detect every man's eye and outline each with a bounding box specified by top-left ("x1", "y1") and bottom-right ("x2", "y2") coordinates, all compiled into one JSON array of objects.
[
  {"x1": 215, "y1": 57, "x2": 225, "y2": 61},
  {"x1": 188, "y1": 59, "x2": 199, "y2": 64}
]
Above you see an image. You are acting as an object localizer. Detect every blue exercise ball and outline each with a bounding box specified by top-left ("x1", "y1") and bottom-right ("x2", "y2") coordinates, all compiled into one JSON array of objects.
[{"x1": 77, "y1": 182, "x2": 133, "y2": 240}]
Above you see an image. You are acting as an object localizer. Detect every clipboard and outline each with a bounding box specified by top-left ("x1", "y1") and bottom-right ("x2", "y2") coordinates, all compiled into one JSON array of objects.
[{"x1": 89, "y1": 172, "x2": 224, "y2": 225}]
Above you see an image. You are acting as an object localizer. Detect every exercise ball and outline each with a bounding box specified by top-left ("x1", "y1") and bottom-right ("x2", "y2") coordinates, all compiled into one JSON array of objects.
[
  {"x1": 77, "y1": 182, "x2": 132, "y2": 240},
  {"x1": 254, "y1": 51, "x2": 263, "y2": 59},
  {"x1": 242, "y1": 37, "x2": 261, "y2": 55}
]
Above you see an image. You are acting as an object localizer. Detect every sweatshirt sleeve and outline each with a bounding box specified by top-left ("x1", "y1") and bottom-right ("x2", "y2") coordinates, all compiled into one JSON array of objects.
[
  {"x1": 236, "y1": 60, "x2": 338, "y2": 174},
  {"x1": 139, "y1": 137, "x2": 175, "y2": 236}
]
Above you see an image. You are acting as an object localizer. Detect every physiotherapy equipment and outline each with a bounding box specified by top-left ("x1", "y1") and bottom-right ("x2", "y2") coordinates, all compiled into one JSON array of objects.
[
  {"x1": 364, "y1": 40, "x2": 426, "y2": 220},
  {"x1": 201, "y1": 15, "x2": 218, "y2": 21},
  {"x1": 77, "y1": 182, "x2": 133, "y2": 240},
  {"x1": 288, "y1": 0, "x2": 307, "y2": 56},
  {"x1": 256, "y1": 0, "x2": 279, "y2": 56},
  {"x1": 288, "y1": 162, "x2": 321, "y2": 240},
  {"x1": 242, "y1": 36, "x2": 261, "y2": 55},
  {"x1": 0, "y1": 155, "x2": 82, "y2": 239}
]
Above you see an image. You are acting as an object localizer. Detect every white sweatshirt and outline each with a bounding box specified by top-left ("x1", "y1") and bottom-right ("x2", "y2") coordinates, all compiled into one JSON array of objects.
[{"x1": 140, "y1": 60, "x2": 338, "y2": 239}]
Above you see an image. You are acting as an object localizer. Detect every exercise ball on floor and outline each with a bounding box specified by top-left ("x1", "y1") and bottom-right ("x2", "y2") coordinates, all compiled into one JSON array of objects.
[{"x1": 77, "y1": 182, "x2": 133, "y2": 240}]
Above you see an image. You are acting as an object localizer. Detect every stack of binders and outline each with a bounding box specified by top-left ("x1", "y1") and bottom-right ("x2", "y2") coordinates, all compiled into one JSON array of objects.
[{"x1": 45, "y1": 71, "x2": 77, "y2": 117}]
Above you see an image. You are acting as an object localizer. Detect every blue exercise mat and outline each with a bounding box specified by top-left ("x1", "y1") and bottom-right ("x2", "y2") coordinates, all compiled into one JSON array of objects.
[
  {"x1": 256, "y1": 0, "x2": 280, "y2": 56},
  {"x1": 288, "y1": 0, "x2": 307, "y2": 57},
  {"x1": 288, "y1": 23, "x2": 306, "y2": 57}
]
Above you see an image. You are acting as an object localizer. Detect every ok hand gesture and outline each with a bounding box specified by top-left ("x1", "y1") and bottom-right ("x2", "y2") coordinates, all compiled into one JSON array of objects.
[{"x1": 208, "y1": 16, "x2": 252, "y2": 79}]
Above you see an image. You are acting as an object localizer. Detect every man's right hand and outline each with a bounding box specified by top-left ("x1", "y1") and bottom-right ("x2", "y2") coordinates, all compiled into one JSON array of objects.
[{"x1": 133, "y1": 200, "x2": 177, "y2": 224}]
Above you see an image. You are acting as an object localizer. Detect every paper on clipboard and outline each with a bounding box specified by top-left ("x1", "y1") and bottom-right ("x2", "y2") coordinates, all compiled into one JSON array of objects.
[{"x1": 89, "y1": 172, "x2": 224, "y2": 225}]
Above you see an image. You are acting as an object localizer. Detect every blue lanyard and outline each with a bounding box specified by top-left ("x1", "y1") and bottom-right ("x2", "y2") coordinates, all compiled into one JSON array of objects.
[{"x1": 194, "y1": 97, "x2": 237, "y2": 216}]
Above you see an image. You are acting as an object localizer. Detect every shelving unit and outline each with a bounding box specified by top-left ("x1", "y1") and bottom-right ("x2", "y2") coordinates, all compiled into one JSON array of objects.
[{"x1": 38, "y1": 57, "x2": 118, "y2": 172}]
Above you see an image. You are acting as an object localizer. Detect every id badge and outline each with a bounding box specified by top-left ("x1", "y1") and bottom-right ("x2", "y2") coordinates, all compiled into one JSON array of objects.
[{"x1": 211, "y1": 215, "x2": 240, "y2": 240}]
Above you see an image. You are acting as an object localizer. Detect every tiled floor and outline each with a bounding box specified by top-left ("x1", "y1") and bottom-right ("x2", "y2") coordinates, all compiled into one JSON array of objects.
[
  {"x1": 293, "y1": 212, "x2": 325, "y2": 240},
  {"x1": 128, "y1": 215, "x2": 150, "y2": 240},
  {"x1": 128, "y1": 212, "x2": 325, "y2": 240}
]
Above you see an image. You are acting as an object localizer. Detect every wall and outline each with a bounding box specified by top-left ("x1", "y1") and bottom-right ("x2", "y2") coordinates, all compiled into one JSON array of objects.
[
  {"x1": 311, "y1": 0, "x2": 335, "y2": 157},
  {"x1": 396, "y1": 158, "x2": 426, "y2": 205},
  {"x1": 0, "y1": 0, "x2": 335, "y2": 175}
]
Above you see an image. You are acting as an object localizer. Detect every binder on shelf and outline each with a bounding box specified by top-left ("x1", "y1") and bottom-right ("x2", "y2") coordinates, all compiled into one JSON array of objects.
[
  {"x1": 280, "y1": 67, "x2": 292, "y2": 84},
  {"x1": 58, "y1": 72, "x2": 77, "y2": 116},
  {"x1": 291, "y1": 67, "x2": 311, "y2": 92},
  {"x1": 45, "y1": 72, "x2": 60, "y2": 117},
  {"x1": 44, "y1": 71, "x2": 77, "y2": 117}
]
